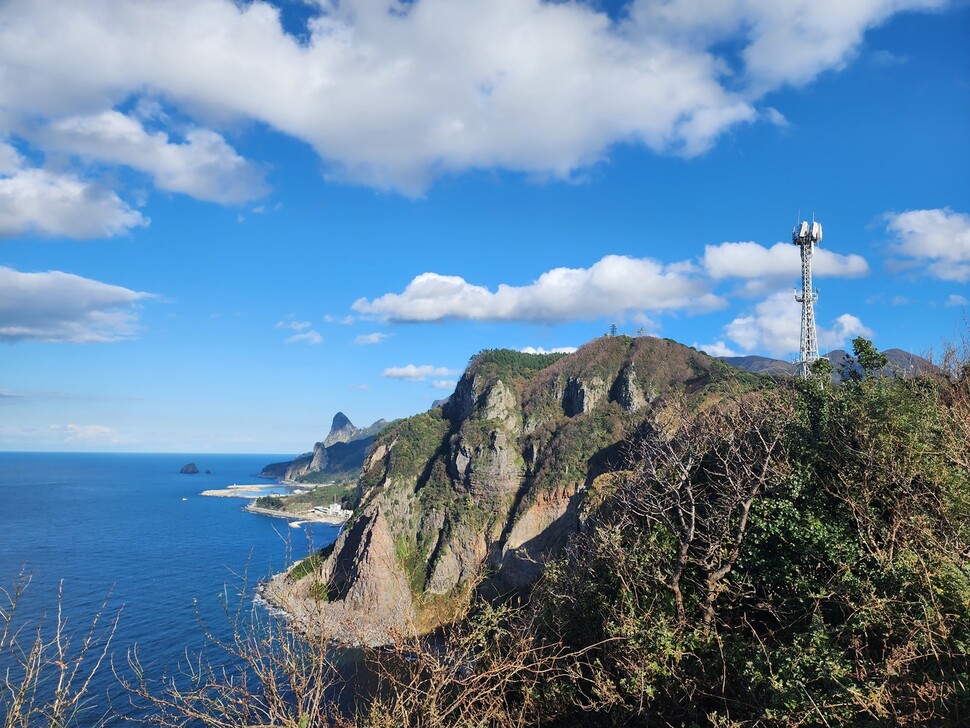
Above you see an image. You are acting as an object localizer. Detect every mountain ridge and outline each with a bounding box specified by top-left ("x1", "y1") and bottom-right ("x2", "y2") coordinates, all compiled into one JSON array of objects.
[
  {"x1": 719, "y1": 347, "x2": 934, "y2": 379},
  {"x1": 260, "y1": 412, "x2": 387, "y2": 483}
]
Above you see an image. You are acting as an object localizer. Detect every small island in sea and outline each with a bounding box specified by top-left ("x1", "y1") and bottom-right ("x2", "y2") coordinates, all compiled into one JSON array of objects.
[{"x1": 179, "y1": 462, "x2": 199, "y2": 474}]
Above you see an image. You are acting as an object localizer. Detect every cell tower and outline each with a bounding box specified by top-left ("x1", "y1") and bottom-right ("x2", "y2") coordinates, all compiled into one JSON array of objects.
[{"x1": 792, "y1": 219, "x2": 822, "y2": 379}]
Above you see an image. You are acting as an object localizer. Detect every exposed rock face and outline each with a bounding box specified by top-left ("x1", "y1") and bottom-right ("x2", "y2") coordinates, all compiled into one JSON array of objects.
[
  {"x1": 260, "y1": 412, "x2": 387, "y2": 482},
  {"x1": 264, "y1": 509, "x2": 416, "y2": 646},
  {"x1": 179, "y1": 463, "x2": 199, "y2": 474},
  {"x1": 610, "y1": 365, "x2": 648, "y2": 412},
  {"x1": 562, "y1": 376, "x2": 606, "y2": 416},
  {"x1": 283, "y1": 336, "x2": 744, "y2": 644}
]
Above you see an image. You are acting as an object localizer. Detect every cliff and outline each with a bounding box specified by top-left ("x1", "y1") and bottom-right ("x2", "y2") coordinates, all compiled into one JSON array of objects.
[
  {"x1": 270, "y1": 336, "x2": 760, "y2": 645},
  {"x1": 260, "y1": 412, "x2": 387, "y2": 483}
]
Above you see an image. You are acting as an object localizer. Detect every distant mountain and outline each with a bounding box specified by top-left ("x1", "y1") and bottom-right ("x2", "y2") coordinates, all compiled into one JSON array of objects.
[
  {"x1": 719, "y1": 355, "x2": 796, "y2": 376},
  {"x1": 719, "y1": 348, "x2": 934, "y2": 380},
  {"x1": 260, "y1": 412, "x2": 387, "y2": 483}
]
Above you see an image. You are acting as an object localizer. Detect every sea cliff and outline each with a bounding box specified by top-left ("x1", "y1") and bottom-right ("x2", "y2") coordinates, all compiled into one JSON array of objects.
[{"x1": 264, "y1": 336, "x2": 758, "y2": 644}]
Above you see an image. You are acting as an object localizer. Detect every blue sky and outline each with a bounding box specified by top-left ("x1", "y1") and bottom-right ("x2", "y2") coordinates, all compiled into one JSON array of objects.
[{"x1": 1, "y1": 0, "x2": 968, "y2": 453}]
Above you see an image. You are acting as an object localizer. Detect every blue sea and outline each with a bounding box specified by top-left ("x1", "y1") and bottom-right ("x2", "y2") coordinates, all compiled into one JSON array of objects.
[{"x1": 0, "y1": 452, "x2": 342, "y2": 724}]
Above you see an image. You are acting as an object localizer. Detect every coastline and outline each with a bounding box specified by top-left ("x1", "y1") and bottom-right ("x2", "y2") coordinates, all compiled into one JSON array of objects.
[
  {"x1": 200, "y1": 483, "x2": 280, "y2": 498},
  {"x1": 245, "y1": 502, "x2": 350, "y2": 526}
]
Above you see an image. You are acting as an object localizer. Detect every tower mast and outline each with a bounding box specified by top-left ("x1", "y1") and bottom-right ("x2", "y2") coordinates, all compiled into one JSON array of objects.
[{"x1": 792, "y1": 219, "x2": 822, "y2": 379}]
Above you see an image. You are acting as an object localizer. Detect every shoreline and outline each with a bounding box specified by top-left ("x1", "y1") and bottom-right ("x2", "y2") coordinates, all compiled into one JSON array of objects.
[
  {"x1": 200, "y1": 483, "x2": 285, "y2": 498},
  {"x1": 245, "y1": 502, "x2": 350, "y2": 526}
]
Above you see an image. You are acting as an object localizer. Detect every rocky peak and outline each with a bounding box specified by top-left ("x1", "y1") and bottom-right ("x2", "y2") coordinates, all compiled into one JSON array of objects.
[
  {"x1": 446, "y1": 373, "x2": 520, "y2": 432},
  {"x1": 323, "y1": 411, "x2": 357, "y2": 447}
]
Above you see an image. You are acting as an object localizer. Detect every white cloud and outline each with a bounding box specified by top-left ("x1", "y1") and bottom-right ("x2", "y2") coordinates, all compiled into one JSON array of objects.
[
  {"x1": 518, "y1": 346, "x2": 578, "y2": 355},
  {"x1": 819, "y1": 313, "x2": 872, "y2": 351},
  {"x1": 763, "y1": 107, "x2": 789, "y2": 127},
  {"x1": 695, "y1": 340, "x2": 740, "y2": 357},
  {"x1": 382, "y1": 364, "x2": 455, "y2": 382},
  {"x1": 276, "y1": 320, "x2": 312, "y2": 331},
  {"x1": 703, "y1": 240, "x2": 869, "y2": 294},
  {"x1": 628, "y1": 0, "x2": 946, "y2": 89},
  {"x1": 431, "y1": 379, "x2": 457, "y2": 391},
  {"x1": 722, "y1": 291, "x2": 872, "y2": 357},
  {"x1": 0, "y1": 265, "x2": 152, "y2": 343},
  {"x1": 323, "y1": 314, "x2": 355, "y2": 325},
  {"x1": 284, "y1": 330, "x2": 322, "y2": 345},
  {"x1": 945, "y1": 294, "x2": 968, "y2": 307},
  {"x1": 41, "y1": 111, "x2": 267, "y2": 204},
  {"x1": 0, "y1": 142, "x2": 147, "y2": 238},
  {"x1": 885, "y1": 208, "x2": 970, "y2": 282},
  {"x1": 0, "y1": 0, "x2": 942, "y2": 195},
  {"x1": 355, "y1": 332, "x2": 390, "y2": 345},
  {"x1": 354, "y1": 255, "x2": 723, "y2": 323}
]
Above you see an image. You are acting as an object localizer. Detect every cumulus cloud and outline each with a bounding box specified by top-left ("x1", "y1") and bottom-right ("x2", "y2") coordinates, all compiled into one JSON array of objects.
[
  {"x1": 431, "y1": 379, "x2": 457, "y2": 391},
  {"x1": 703, "y1": 240, "x2": 869, "y2": 294},
  {"x1": 40, "y1": 111, "x2": 267, "y2": 204},
  {"x1": 0, "y1": 0, "x2": 943, "y2": 195},
  {"x1": 382, "y1": 364, "x2": 455, "y2": 382},
  {"x1": 945, "y1": 294, "x2": 968, "y2": 307},
  {"x1": 0, "y1": 265, "x2": 152, "y2": 342},
  {"x1": 0, "y1": 142, "x2": 147, "y2": 238},
  {"x1": 722, "y1": 291, "x2": 872, "y2": 357},
  {"x1": 628, "y1": 0, "x2": 946, "y2": 89},
  {"x1": 885, "y1": 208, "x2": 970, "y2": 282},
  {"x1": 355, "y1": 332, "x2": 390, "y2": 345},
  {"x1": 354, "y1": 255, "x2": 722, "y2": 323}
]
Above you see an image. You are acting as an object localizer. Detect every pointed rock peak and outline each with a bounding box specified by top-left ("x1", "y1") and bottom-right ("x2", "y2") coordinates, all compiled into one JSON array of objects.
[
  {"x1": 331, "y1": 411, "x2": 354, "y2": 432},
  {"x1": 323, "y1": 412, "x2": 359, "y2": 448}
]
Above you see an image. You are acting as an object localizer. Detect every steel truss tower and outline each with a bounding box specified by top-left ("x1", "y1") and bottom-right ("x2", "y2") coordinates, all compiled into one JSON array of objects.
[{"x1": 792, "y1": 220, "x2": 822, "y2": 379}]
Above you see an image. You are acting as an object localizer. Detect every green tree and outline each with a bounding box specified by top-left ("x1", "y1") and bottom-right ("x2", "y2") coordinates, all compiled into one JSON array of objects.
[{"x1": 851, "y1": 336, "x2": 889, "y2": 379}]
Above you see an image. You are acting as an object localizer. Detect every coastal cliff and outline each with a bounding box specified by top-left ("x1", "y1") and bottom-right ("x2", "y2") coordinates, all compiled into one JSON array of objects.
[
  {"x1": 267, "y1": 336, "x2": 758, "y2": 644},
  {"x1": 261, "y1": 412, "x2": 387, "y2": 483}
]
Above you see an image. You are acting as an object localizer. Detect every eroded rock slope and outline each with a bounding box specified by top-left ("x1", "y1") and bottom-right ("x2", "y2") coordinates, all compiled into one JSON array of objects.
[{"x1": 272, "y1": 336, "x2": 755, "y2": 644}]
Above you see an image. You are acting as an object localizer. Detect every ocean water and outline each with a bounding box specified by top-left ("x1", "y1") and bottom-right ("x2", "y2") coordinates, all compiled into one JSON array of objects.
[{"x1": 0, "y1": 452, "x2": 342, "y2": 724}]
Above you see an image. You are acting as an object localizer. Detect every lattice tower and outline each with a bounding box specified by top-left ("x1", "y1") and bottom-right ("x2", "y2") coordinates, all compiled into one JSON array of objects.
[{"x1": 792, "y1": 220, "x2": 822, "y2": 379}]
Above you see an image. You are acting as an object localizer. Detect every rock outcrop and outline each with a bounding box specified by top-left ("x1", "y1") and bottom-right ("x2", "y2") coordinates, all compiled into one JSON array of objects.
[
  {"x1": 260, "y1": 413, "x2": 387, "y2": 482},
  {"x1": 179, "y1": 463, "x2": 199, "y2": 474},
  {"x1": 272, "y1": 336, "x2": 756, "y2": 644}
]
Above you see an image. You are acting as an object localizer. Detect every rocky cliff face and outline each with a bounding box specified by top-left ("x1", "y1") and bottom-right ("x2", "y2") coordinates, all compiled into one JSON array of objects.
[
  {"x1": 260, "y1": 412, "x2": 388, "y2": 482},
  {"x1": 274, "y1": 337, "x2": 754, "y2": 644}
]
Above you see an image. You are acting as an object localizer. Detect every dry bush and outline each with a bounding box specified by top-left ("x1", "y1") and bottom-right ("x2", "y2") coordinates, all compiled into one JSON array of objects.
[
  {"x1": 358, "y1": 600, "x2": 608, "y2": 728},
  {"x1": 119, "y1": 569, "x2": 353, "y2": 728},
  {"x1": 1, "y1": 570, "x2": 117, "y2": 728}
]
